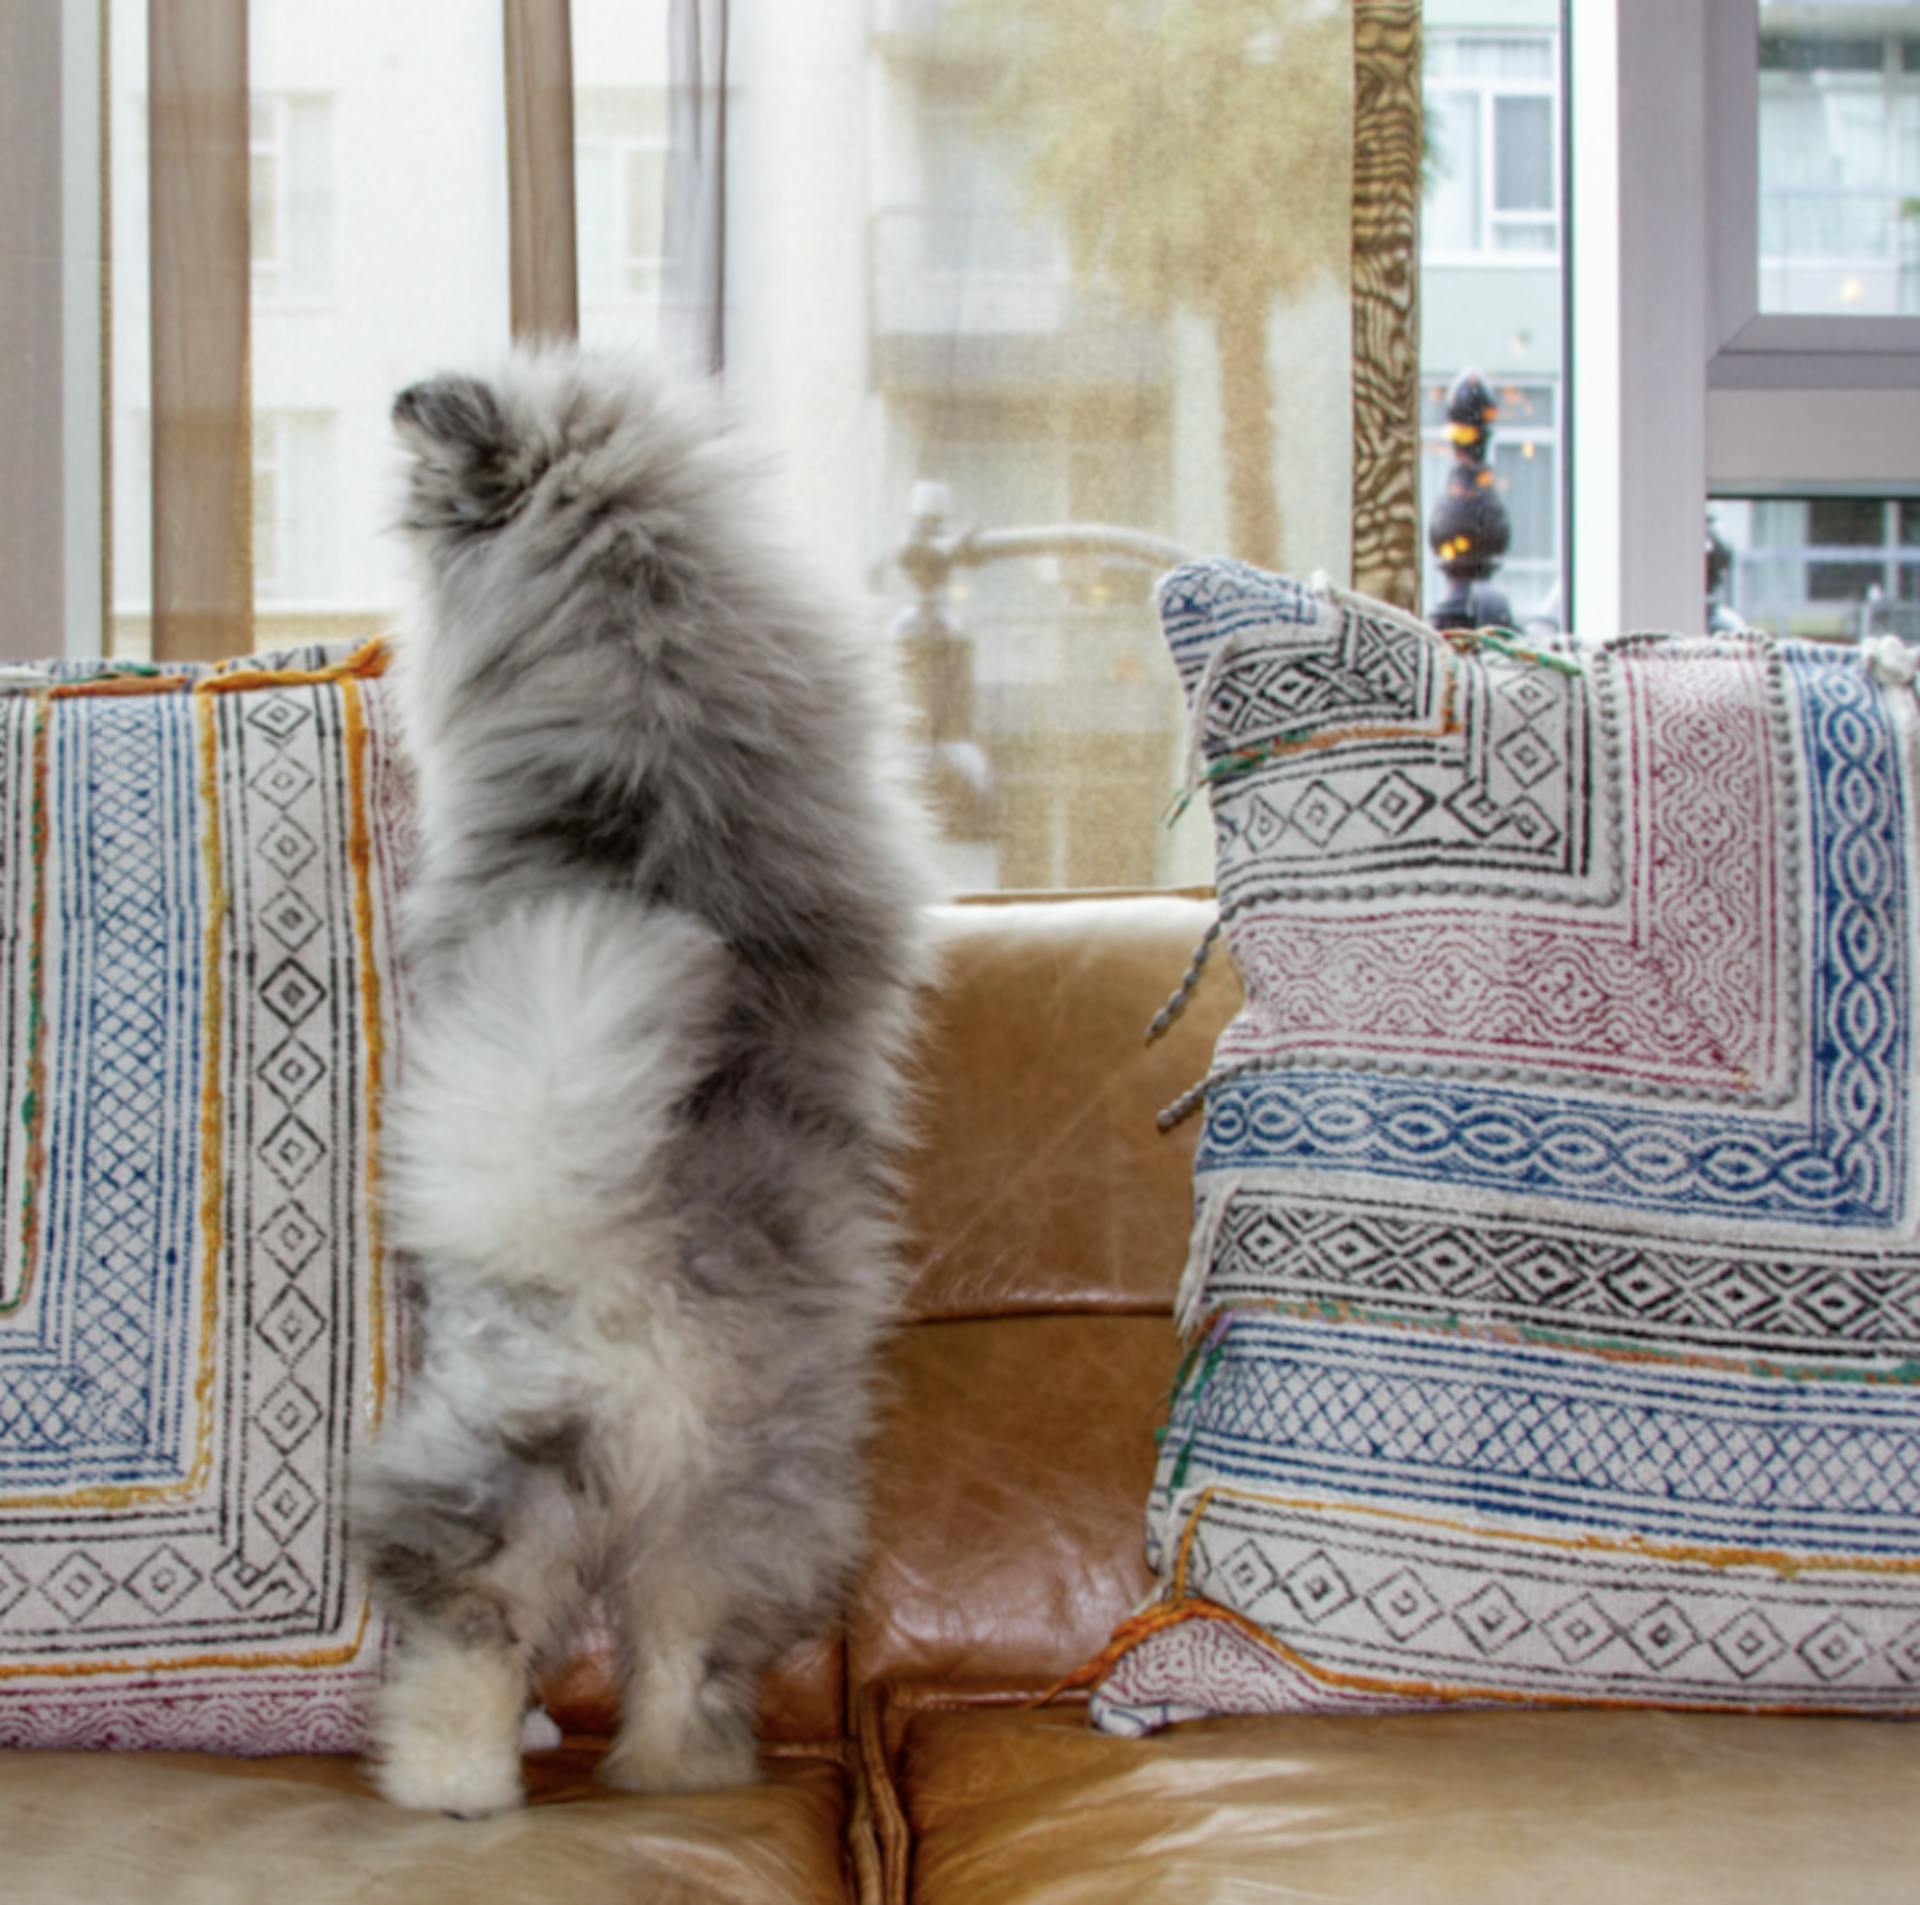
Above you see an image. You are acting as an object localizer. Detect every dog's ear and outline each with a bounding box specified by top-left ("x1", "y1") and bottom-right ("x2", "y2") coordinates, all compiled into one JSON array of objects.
[
  {"x1": 393, "y1": 374, "x2": 529, "y2": 531},
  {"x1": 392, "y1": 374, "x2": 506, "y2": 458}
]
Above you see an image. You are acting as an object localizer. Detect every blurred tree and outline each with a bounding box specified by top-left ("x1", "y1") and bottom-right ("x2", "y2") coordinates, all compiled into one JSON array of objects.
[{"x1": 950, "y1": 0, "x2": 1350, "y2": 569}]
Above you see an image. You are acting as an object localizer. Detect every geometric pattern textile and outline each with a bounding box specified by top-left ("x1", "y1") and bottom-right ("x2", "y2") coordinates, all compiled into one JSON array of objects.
[
  {"x1": 0, "y1": 642, "x2": 406, "y2": 1751},
  {"x1": 1090, "y1": 562, "x2": 1920, "y2": 1733}
]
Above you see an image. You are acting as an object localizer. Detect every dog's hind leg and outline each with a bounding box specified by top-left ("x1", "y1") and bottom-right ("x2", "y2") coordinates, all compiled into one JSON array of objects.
[
  {"x1": 599, "y1": 1541, "x2": 766, "y2": 1795},
  {"x1": 357, "y1": 1389, "x2": 598, "y2": 1816},
  {"x1": 600, "y1": 1454, "x2": 862, "y2": 1795}
]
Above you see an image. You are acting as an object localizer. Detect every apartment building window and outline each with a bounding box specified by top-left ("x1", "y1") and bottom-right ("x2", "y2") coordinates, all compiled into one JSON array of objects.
[
  {"x1": 1711, "y1": 495, "x2": 1920, "y2": 640},
  {"x1": 250, "y1": 94, "x2": 333, "y2": 304},
  {"x1": 576, "y1": 90, "x2": 669, "y2": 311},
  {"x1": 1424, "y1": 32, "x2": 1560, "y2": 261},
  {"x1": 1759, "y1": 26, "x2": 1920, "y2": 314},
  {"x1": 252, "y1": 412, "x2": 336, "y2": 608}
]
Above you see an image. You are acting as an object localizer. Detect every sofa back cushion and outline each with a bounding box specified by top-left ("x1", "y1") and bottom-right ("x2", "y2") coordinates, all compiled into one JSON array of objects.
[
  {"x1": 849, "y1": 896, "x2": 1239, "y2": 1695},
  {"x1": 0, "y1": 647, "x2": 403, "y2": 1751}
]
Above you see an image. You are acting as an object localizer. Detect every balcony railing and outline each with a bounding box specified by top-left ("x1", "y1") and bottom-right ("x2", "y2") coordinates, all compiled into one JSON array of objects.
[
  {"x1": 869, "y1": 206, "x2": 1168, "y2": 387},
  {"x1": 1759, "y1": 185, "x2": 1920, "y2": 312},
  {"x1": 872, "y1": 206, "x2": 1136, "y2": 336},
  {"x1": 870, "y1": 0, "x2": 957, "y2": 38}
]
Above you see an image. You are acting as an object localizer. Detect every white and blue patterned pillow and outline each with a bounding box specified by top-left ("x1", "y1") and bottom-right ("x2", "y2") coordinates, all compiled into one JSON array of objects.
[
  {"x1": 1092, "y1": 563, "x2": 1920, "y2": 1732},
  {"x1": 0, "y1": 645, "x2": 407, "y2": 1751}
]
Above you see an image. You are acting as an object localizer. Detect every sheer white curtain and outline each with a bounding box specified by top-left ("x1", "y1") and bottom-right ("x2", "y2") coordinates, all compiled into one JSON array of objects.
[
  {"x1": 663, "y1": 0, "x2": 727, "y2": 374},
  {"x1": 663, "y1": 0, "x2": 1364, "y2": 890},
  {"x1": 9, "y1": 0, "x2": 1417, "y2": 889}
]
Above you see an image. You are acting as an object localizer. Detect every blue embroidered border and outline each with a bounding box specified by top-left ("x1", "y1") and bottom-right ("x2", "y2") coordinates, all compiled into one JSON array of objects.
[
  {"x1": 0, "y1": 695, "x2": 205, "y2": 1487},
  {"x1": 1170, "y1": 1315, "x2": 1920, "y2": 1556},
  {"x1": 1196, "y1": 648, "x2": 1910, "y2": 1227}
]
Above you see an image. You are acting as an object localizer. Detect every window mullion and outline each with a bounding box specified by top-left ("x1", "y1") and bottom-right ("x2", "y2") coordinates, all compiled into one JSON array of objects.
[
  {"x1": 503, "y1": 0, "x2": 578, "y2": 341},
  {"x1": 148, "y1": 0, "x2": 252, "y2": 662}
]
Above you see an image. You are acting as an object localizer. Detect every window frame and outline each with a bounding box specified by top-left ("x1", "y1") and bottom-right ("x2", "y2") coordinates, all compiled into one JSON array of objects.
[
  {"x1": 1710, "y1": 0, "x2": 1920, "y2": 370},
  {"x1": 1574, "y1": 0, "x2": 1920, "y2": 641}
]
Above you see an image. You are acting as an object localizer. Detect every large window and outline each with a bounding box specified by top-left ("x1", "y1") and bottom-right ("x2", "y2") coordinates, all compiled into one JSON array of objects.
[{"x1": 13, "y1": 0, "x2": 1416, "y2": 893}]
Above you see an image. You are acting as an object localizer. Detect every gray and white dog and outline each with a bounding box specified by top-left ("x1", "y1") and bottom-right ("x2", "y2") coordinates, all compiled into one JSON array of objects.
[{"x1": 355, "y1": 349, "x2": 933, "y2": 1815}]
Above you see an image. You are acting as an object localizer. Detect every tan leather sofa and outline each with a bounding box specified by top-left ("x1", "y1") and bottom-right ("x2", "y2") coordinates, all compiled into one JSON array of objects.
[{"x1": 10, "y1": 894, "x2": 1920, "y2": 1903}]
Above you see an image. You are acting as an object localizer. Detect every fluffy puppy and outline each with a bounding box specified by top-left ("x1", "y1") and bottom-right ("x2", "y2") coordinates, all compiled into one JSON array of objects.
[{"x1": 355, "y1": 348, "x2": 933, "y2": 1816}]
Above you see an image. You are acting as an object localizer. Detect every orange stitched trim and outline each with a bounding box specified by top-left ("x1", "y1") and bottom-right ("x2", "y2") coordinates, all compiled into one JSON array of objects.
[
  {"x1": 0, "y1": 1601, "x2": 373, "y2": 1680},
  {"x1": 342, "y1": 677, "x2": 389, "y2": 1421},
  {"x1": 1056, "y1": 1473, "x2": 1920, "y2": 1716},
  {"x1": 1075, "y1": 1582, "x2": 1912, "y2": 1720},
  {"x1": 1030, "y1": 1488, "x2": 1223, "y2": 1705},
  {"x1": 40, "y1": 638, "x2": 389, "y2": 704},
  {"x1": 1076, "y1": 1593, "x2": 1888, "y2": 1719},
  {"x1": 1171, "y1": 1484, "x2": 1218, "y2": 1591},
  {"x1": 9, "y1": 700, "x2": 52, "y2": 1320},
  {"x1": 187, "y1": 682, "x2": 228, "y2": 1495},
  {"x1": 1194, "y1": 1483, "x2": 1920, "y2": 1581},
  {"x1": 1247, "y1": 712, "x2": 1459, "y2": 766},
  {"x1": 199, "y1": 637, "x2": 390, "y2": 694},
  {"x1": 1035, "y1": 1596, "x2": 1256, "y2": 1703}
]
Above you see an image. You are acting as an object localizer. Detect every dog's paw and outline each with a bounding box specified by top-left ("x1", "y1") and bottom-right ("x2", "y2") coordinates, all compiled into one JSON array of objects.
[
  {"x1": 373, "y1": 1728, "x2": 525, "y2": 1818},
  {"x1": 598, "y1": 1726, "x2": 759, "y2": 1795}
]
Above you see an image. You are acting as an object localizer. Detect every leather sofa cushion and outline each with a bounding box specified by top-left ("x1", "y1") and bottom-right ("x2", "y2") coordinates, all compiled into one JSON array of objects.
[
  {"x1": 906, "y1": 896, "x2": 1236, "y2": 1320},
  {"x1": 847, "y1": 894, "x2": 1239, "y2": 1697},
  {"x1": 884, "y1": 1701, "x2": 1920, "y2": 1904},
  {"x1": 3, "y1": 1741, "x2": 851, "y2": 1905},
  {"x1": 853, "y1": 1316, "x2": 1179, "y2": 1692}
]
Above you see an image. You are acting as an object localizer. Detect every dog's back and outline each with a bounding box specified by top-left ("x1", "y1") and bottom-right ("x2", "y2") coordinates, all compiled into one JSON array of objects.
[{"x1": 359, "y1": 348, "x2": 933, "y2": 1814}]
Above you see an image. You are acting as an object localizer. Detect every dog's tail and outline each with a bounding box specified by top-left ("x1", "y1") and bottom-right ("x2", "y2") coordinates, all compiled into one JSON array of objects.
[{"x1": 384, "y1": 893, "x2": 729, "y2": 1289}]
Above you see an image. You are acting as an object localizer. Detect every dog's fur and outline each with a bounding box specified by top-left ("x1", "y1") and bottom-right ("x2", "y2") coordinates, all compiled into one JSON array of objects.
[{"x1": 354, "y1": 349, "x2": 933, "y2": 1816}]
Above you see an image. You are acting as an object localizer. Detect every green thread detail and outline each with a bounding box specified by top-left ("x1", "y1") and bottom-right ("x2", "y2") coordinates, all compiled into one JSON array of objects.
[
  {"x1": 1168, "y1": 1338, "x2": 1230, "y2": 1490},
  {"x1": 1163, "y1": 730, "x2": 1311, "y2": 827},
  {"x1": 1461, "y1": 627, "x2": 1583, "y2": 676}
]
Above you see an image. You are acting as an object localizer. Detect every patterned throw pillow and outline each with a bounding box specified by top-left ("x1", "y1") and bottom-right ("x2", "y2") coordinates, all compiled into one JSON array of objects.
[
  {"x1": 1090, "y1": 561, "x2": 1920, "y2": 1734},
  {"x1": 0, "y1": 643, "x2": 407, "y2": 1751}
]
